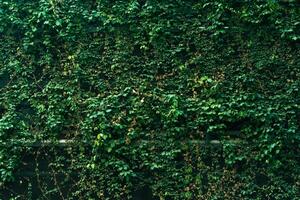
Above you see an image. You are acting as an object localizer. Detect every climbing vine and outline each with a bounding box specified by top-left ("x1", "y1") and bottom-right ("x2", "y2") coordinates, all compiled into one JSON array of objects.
[{"x1": 0, "y1": 0, "x2": 299, "y2": 199}]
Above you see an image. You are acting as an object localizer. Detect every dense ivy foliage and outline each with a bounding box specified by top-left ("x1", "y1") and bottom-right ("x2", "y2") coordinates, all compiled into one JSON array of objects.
[{"x1": 0, "y1": 0, "x2": 299, "y2": 199}]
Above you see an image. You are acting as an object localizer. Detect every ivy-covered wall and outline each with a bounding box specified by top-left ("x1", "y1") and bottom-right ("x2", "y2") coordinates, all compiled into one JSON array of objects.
[{"x1": 0, "y1": 0, "x2": 299, "y2": 199}]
